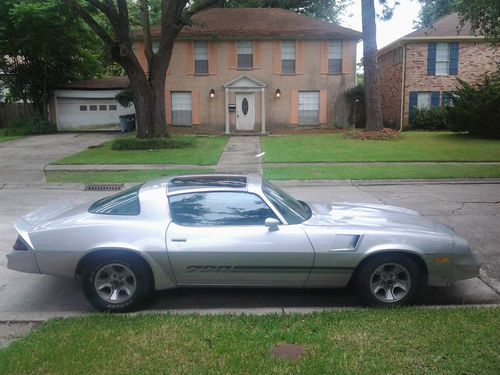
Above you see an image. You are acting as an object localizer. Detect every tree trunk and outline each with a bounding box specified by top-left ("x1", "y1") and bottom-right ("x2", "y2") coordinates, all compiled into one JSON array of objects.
[{"x1": 361, "y1": 0, "x2": 384, "y2": 131}]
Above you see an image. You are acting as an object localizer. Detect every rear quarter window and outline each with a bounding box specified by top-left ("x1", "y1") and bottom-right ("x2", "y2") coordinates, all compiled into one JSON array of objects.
[{"x1": 88, "y1": 185, "x2": 142, "y2": 215}]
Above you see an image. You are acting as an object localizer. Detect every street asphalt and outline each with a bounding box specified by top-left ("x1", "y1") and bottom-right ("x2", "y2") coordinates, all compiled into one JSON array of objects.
[{"x1": 0, "y1": 134, "x2": 499, "y2": 319}]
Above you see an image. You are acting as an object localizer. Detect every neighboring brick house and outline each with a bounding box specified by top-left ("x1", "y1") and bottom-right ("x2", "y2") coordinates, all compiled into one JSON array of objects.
[
  {"x1": 378, "y1": 12, "x2": 500, "y2": 129},
  {"x1": 133, "y1": 8, "x2": 361, "y2": 134}
]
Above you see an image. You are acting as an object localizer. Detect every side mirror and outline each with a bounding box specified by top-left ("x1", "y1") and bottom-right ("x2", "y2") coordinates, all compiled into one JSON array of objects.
[{"x1": 265, "y1": 217, "x2": 280, "y2": 232}]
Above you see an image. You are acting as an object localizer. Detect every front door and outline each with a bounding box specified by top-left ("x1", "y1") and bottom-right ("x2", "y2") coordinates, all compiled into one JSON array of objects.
[{"x1": 235, "y1": 93, "x2": 255, "y2": 130}]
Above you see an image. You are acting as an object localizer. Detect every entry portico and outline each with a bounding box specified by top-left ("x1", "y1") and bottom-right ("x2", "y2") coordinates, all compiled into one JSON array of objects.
[{"x1": 224, "y1": 75, "x2": 266, "y2": 134}]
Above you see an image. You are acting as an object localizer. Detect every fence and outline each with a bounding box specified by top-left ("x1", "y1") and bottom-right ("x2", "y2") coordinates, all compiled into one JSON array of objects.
[{"x1": 0, "y1": 103, "x2": 35, "y2": 128}]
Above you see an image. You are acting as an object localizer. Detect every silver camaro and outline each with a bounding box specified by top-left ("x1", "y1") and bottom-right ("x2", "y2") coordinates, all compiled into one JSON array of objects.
[{"x1": 7, "y1": 174, "x2": 480, "y2": 312}]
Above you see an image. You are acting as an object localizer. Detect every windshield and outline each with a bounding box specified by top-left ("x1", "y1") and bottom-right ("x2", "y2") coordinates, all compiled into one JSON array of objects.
[{"x1": 262, "y1": 181, "x2": 311, "y2": 224}]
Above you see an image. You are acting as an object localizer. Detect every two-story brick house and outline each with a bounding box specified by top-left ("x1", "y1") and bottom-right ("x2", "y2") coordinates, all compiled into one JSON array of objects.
[
  {"x1": 378, "y1": 12, "x2": 500, "y2": 129},
  {"x1": 133, "y1": 8, "x2": 361, "y2": 134}
]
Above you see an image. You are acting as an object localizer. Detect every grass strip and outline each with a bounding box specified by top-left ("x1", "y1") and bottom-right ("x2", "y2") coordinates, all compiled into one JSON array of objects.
[
  {"x1": 0, "y1": 308, "x2": 498, "y2": 374},
  {"x1": 53, "y1": 136, "x2": 228, "y2": 165},
  {"x1": 45, "y1": 169, "x2": 213, "y2": 184},
  {"x1": 261, "y1": 132, "x2": 500, "y2": 163},
  {"x1": 264, "y1": 164, "x2": 500, "y2": 180}
]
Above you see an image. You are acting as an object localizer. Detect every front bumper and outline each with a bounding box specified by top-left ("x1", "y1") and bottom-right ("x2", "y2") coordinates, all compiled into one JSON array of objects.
[
  {"x1": 6, "y1": 248, "x2": 40, "y2": 274},
  {"x1": 451, "y1": 253, "x2": 481, "y2": 283}
]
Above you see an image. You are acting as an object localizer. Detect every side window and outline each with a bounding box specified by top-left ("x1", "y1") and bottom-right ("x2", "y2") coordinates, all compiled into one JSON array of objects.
[
  {"x1": 169, "y1": 192, "x2": 278, "y2": 226},
  {"x1": 89, "y1": 184, "x2": 142, "y2": 215}
]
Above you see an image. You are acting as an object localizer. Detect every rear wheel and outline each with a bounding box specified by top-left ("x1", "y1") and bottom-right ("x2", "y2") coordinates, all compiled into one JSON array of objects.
[
  {"x1": 355, "y1": 255, "x2": 420, "y2": 307},
  {"x1": 82, "y1": 254, "x2": 153, "y2": 312}
]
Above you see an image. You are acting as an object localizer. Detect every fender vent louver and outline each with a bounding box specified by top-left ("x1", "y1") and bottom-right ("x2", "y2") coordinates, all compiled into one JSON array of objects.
[{"x1": 85, "y1": 184, "x2": 123, "y2": 192}]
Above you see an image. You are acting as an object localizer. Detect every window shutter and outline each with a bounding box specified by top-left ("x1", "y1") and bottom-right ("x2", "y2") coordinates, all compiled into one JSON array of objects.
[
  {"x1": 449, "y1": 42, "x2": 459, "y2": 75},
  {"x1": 295, "y1": 40, "x2": 304, "y2": 74},
  {"x1": 273, "y1": 40, "x2": 282, "y2": 74},
  {"x1": 208, "y1": 42, "x2": 217, "y2": 75},
  {"x1": 319, "y1": 90, "x2": 328, "y2": 124},
  {"x1": 192, "y1": 91, "x2": 200, "y2": 125},
  {"x1": 229, "y1": 41, "x2": 237, "y2": 69},
  {"x1": 342, "y1": 40, "x2": 353, "y2": 74},
  {"x1": 290, "y1": 90, "x2": 299, "y2": 124},
  {"x1": 320, "y1": 40, "x2": 328, "y2": 75},
  {"x1": 253, "y1": 40, "x2": 261, "y2": 68},
  {"x1": 427, "y1": 43, "x2": 436, "y2": 76},
  {"x1": 431, "y1": 92, "x2": 440, "y2": 108},
  {"x1": 186, "y1": 41, "x2": 194, "y2": 75},
  {"x1": 165, "y1": 91, "x2": 171, "y2": 125},
  {"x1": 409, "y1": 92, "x2": 418, "y2": 121}
]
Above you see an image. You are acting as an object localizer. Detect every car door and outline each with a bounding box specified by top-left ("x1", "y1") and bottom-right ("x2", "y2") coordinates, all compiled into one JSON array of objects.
[{"x1": 166, "y1": 191, "x2": 314, "y2": 286}]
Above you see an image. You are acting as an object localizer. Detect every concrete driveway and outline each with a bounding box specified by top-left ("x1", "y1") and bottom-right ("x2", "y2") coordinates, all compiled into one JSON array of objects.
[
  {"x1": 0, "y1": 133, "x2": 117, "y2": 185},
  {"x1": 0, "y1": 180, "x2": 498, "y2": 318}
]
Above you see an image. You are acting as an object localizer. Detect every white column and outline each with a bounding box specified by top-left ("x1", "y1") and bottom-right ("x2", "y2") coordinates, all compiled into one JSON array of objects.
[
  {"x1": 261, "y1": 87, "x2": 266, "y2": 134},
  {"x1": 225, "y1": 87, "x2": 230, "y2": 134}
]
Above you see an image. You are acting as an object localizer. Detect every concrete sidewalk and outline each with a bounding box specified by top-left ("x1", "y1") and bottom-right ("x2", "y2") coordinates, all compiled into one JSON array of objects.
[{"x1": 215, "y1": 136, "x2": 262, "y2": 174}]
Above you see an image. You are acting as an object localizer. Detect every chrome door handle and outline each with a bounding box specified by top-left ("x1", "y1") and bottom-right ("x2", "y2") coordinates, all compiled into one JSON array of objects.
[{"x1": 171, "y1": 238, "x2": 187, "y2": 242}]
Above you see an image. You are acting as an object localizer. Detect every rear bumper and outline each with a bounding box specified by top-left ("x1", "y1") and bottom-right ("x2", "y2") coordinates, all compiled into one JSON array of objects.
[{"x1": 6, "y1": 249, "x2": 40, "y2": 274}]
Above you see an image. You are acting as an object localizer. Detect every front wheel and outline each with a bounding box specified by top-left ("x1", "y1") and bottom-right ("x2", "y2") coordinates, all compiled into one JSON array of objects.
[
  {"x1": 355, "y1": 255, "x2": 420, "y2": 307},
  {"x1": 82, "y1": 255, "x2": 153, "y2": 312}
]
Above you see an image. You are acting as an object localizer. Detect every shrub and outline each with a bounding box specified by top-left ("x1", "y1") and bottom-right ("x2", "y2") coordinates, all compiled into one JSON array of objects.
[
  {"x1": 111, "y1": 136, "x2": 197, "y2": 150},
  {"x1": 1, "y1": 115, "x2": 54, "y2": 136},
  {"x1": 447, "y1": 70, "x2": 500, "y2": 138},
  {"x1": 411, "y1": 107, "x2": 450, "y2": 131},
  {"x1": 115, "y1": 89, "x2": 134, "y2": 108}
]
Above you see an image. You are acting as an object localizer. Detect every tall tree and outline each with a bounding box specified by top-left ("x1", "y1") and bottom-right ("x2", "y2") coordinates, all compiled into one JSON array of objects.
[
  {"x1": 191, "y1": 0, "x2": 350, "y2": 22},
  {"x1": 415, "y1": 0, "x2": 459, "y2": 28},
  {"x1": 0, "y1": 0, "x2": 103, "y2": 117},
  {"x1": 457, "y1": 0, "x2": 500, "y2": 43},
  {"x1": 66, "y1": 0, "x2": 207, "y2": 138},
  {"x1": 361, "y1": 0, "x2": 383, "y2": 131}
]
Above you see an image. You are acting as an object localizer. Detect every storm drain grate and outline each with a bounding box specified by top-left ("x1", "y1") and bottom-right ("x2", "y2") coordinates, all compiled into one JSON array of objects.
[{"x1": 84, "y1": 184, "x2": 124, "y2": 192}]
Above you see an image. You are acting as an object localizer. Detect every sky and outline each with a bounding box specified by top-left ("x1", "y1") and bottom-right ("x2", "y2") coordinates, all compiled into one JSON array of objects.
[{"x1": 340, "y1": 0, "x2": 423, "y2": 63}]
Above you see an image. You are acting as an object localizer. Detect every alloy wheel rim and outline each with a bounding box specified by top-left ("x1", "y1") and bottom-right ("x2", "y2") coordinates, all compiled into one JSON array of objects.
[
  {"x1": 94, "y1": 263, "x2": 136, "y2": 304},
  {"x1": 369, "y1": 263, "x2": 411, "y2": 303}
]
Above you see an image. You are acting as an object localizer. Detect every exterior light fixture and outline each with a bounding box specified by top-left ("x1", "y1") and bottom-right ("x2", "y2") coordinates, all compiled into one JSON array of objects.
[
  {"x1": 210, "y1": 89, "x2": 215, "y2": 99},
  {"x1": 275, "y1": 89, "x2": 281, "y2": 98}
]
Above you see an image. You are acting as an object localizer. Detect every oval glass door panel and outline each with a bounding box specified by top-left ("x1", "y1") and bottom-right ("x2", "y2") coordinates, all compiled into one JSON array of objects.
[{"x1": 242, "y1": 98, "x2": 249, "y2": 115}]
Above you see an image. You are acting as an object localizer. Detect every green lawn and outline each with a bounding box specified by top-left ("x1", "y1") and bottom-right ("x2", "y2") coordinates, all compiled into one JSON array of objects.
[
  {"x1": 261, "y1": 132, "x2": 500, "y2": 163},
  {"x1": 1, "y1": 308, "x2": 498, "y2": 374},
  {"x1": 45, "y1": 169, "x2": 213, "y2": 184},
  {"x1": 0, "y1": 135, "x2": 22, "y2": 143},
  {"x1": 265, "y1": 164, "x2": 500, "y2": 180},
  {"x1": 53, "y1": 136, "x2": 228, "y2": 165}
]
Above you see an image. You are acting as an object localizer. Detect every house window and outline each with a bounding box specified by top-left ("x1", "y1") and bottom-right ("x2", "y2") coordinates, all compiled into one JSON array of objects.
[
  {"x1": 109, "y1": 104, "x2": 117, "y2": 111},
  {"x1": 328, "y1": 40, "x2": 343, "y2": 74},
  {"x1": 392, "y1": 47, "x2": 403, "y2": 64},
  {"x1": 281, "y1": 40, "x2": 296, "y2": 74},
  {"x1": 194, "y1": 41, "x2": 209, "y2": 75},
  {"x1": 436, "y1": 43, "x2": 450, "y2": 75},
  {"x1": 171, "y1": 92, "x2": 192, "y2": 126},
  {"x1": 417, "y1": 92, "x2": 431, "y2": 109},
  {"x1": 79, "y1": 105, "x2": 87, "y2": 111},
  {"x1": 237, "y1": 41, "x2": 253, "y2": 69},
  {"x1": 298, "y1": 91, "x2": 320, "y2": 125},
  {"x1": 99, "y1": 105, "x2": 107, "y2": 111},
  {"x1": 89, "y1": 105, "x2": 97, "y2": 111}
]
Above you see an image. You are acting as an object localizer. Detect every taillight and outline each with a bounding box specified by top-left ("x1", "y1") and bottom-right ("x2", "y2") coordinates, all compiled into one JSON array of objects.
[{"x1": 13, "y1": 236, "x2": 28, "y2": 251}]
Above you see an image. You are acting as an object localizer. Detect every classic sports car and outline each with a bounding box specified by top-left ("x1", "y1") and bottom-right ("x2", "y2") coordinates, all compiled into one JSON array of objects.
[{"x1": 8, "y1": 175, "x2": 479, "y2": 312}]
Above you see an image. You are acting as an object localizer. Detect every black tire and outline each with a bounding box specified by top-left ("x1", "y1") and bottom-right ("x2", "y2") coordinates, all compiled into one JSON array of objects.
[
  {"x1": 355, "y1": 254, "x2": 420, "y2": 307},
  {"x1": 82, "y1": 254, "x2": 153, "y2": 312}
]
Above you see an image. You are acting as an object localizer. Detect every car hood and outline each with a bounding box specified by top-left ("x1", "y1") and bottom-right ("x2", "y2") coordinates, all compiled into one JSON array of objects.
[{"x1": 303, "y1": 202, "x2": 455, "y2": 235}]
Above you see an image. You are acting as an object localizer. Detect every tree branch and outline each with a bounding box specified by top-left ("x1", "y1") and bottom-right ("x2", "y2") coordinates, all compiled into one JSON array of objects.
[
  {"x1": 140, "y1": 0, "x2": 153, "y2": 61},
  {"x1": 65, "y1": 0, "x2": 113, "y2": 46},
  {"x1": 87, "y1": 0, "x2": 120, "y2": 33}
]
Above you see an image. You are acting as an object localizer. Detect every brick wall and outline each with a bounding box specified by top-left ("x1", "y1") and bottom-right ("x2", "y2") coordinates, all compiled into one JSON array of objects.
[
  {"x1": 133, "y1": 39, "x2": 357, "y2": 134},
  {"x1": 402, "y1": 41, "x2": 500, "y2": 126},
  {"x1": 378, "y1": 48, "x2": 403, "y2": 127}
]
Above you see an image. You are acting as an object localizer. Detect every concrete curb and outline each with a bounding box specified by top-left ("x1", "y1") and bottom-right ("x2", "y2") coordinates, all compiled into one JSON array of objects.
[
  {"x1": 274, "y1": 178, "x2": 500, "y2": 187},
  {"x1": 45, "y1": 164, "x2": 214, "y2": 172},
  {"x1": 1, "y1": 304, "x2": 499, "y2": 322}
]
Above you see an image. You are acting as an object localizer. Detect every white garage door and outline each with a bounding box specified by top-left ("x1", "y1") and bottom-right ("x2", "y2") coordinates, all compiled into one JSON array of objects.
[{"x1": 56, "y1": 97, "x2": 132, "y2": 131}]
